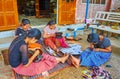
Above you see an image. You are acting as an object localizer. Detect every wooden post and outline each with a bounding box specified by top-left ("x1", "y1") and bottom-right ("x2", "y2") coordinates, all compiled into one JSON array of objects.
[
  {"x1": 105, "y1": 0, "x2": 112, "y2": 12},
  {"x1": 35, "y1": 0, "x2": 40, "y2": 17}
]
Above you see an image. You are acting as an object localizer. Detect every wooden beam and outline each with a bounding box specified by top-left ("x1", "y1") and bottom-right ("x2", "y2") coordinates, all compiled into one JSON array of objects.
[{"x1": 105, "y1": 0, "x2": 112, "y2": 12}]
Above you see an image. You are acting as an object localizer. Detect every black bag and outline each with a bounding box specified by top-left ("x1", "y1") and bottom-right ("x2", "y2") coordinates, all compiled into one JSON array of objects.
[
  {"x1": 55, "y1": 32, "x2": 63, "y2": 39},
  {"x1": 28, "y1": 50, "x2": 43, "y2": 63}
]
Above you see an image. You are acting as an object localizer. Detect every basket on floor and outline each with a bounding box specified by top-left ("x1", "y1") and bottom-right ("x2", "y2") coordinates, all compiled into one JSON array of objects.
[{"x1": 1, "y1": 49, "x2": 9, "y2": 65}]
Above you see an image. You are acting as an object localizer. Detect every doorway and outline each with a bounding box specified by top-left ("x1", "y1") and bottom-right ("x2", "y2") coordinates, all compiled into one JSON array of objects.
[
  {"x1": 17, "y1": 0, "x2": 57, "y2": 26},
  {"x1": 17, "y1": 0, "x2": 35, "y2": 16},
  {"x1": 39, "y1": 0, "x2": 50, "y2": 17},
  {"x1": 36, "y1": 0, "x2": 57, "y2": 20}
]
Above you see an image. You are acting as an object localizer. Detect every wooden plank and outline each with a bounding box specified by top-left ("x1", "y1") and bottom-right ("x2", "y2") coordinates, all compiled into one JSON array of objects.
[
  {"x1": 0, "y1": 0, "x2": 19, "y2": 31},
  {"x1": 58, "y1": 0, "x2": 76, "y2": 25},
  {"x1": 94, "y1": 11, "x2": 120, "y2": 23},
  {"x1": 35, "y1": 0, "x2": 40, "y2": 17}
]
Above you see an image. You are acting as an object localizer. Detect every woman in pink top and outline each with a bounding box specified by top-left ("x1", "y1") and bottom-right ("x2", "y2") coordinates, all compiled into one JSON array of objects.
[{"x1": 43, "y1": 20, "x2": 68, "y2": 56}]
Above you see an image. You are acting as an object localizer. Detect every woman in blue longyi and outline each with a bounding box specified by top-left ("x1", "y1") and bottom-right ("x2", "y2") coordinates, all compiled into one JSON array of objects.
[{"x1": 70, "y1": 33, "x2": 112, "y2": 68}]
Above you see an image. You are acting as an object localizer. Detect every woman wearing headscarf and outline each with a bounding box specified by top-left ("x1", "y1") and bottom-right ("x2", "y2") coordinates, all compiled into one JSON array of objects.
[
  {"x1": 43, "y1": 20, "x2": 68, "y2": 56},
  {"x1": 70, "y1": 33, "x2": 112, "y2": 68},
  {"x1": 8, "y1": 28, "x2": 68, "y2": 76}
]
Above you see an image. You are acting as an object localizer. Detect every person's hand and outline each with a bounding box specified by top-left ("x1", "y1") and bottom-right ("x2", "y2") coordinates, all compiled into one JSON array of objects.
[
  {"x1": 90, "y1": 43, "x2": 94, "y2": 49},
  {"x1": 24, "y1": 59, "x2": 32, "y2": 67},
  {"x1": 93, "y1": 48, "x2": 100, "y2": 52}
]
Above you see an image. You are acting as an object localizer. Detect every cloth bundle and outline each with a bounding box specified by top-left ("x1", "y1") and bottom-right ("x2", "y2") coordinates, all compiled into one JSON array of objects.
[
  {"x1": 28, "y1": 43, "x2": 43, "y2": 63},
  {"x1": 60, "y1": 44, "x2": 82, "y2": 55}
]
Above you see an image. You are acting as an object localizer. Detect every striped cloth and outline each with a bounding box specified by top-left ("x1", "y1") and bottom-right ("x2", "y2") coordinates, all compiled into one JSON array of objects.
[
  {"x1": 13, "y1": 53, "x2": 57, "y2": 76},
  {"x1": 14, "y1": 60, "x2": 70, "y2": 79}
]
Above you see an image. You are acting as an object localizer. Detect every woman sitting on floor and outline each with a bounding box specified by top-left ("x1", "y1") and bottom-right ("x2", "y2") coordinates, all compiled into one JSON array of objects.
[
  {"x1": 8, "y1": 28, "x2": 68, "y2": 76},
  {"x1": 43, "y1": 20, "x2": 68, "y2": 56},
  {"x1": 70, "y1": 33, "x2": 112, "y2": 68},
  {"x1": 15, "y1": 19, "x2": 31, "y2": 38}
]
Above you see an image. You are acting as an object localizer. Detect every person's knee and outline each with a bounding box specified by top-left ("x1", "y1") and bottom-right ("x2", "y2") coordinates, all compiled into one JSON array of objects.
[{"x1": 85, "y1": 47, "x2": 92, "y2": 52}]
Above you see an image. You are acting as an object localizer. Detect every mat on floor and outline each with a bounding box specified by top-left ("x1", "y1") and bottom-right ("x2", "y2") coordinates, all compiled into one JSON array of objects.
[
  {"x1": 14, "y1": 47, "x2": 70, "y2": 79},
  {"x1": 14, "y1": 61, "x2": 70, "y2": 79}
]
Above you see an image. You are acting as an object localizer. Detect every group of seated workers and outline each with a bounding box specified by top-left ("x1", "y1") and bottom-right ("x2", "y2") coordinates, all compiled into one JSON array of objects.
[{"x1": 8, "y1": 19, "x2": 112, "y2": 76}]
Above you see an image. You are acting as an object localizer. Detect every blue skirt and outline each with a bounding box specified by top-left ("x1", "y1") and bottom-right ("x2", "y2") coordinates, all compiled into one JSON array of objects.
[{"x1": 80, "y1": 48, "x2": 111, "y2": 67}]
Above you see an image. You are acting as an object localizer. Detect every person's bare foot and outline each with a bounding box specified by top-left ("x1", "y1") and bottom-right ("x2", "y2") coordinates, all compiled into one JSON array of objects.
[
  {"x1": 42, "y1": 71, "x2": 49, "y2": 77},
  {"x1": 70, "y1": 55, "x2": 80, "y2": 68},
  {"x1": 61, "y1": 54, "x2": 69, "y2": 63}
]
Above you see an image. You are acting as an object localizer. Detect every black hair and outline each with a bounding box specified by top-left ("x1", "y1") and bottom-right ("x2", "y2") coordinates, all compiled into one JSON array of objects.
[
  {"x1": 22, "y1": 19, "x2": 30, "y2": 26},
  {"x1": 27, "y1": 28, "x2": 41, "y2": 40},
  {"x1": 87, "y1": 33, "x2": 99, "y2": 43},
  {"x1": 47, "y1": 20, "x2": 56, "y2": 26},
  {"x1": 87, "y1": 33, "x2": 93, "y2": 43}
]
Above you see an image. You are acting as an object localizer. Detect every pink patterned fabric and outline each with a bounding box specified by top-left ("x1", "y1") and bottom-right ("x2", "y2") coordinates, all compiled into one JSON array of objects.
[
  {"x1": 13, "y1": 53, "x2": 57, "y2": 76},
  {"x1": 57, "y1": 38, "x2": 68, "y2": 48},
  {"x1": 44, "y1": 37, "x2": 57, "y2": 50}
]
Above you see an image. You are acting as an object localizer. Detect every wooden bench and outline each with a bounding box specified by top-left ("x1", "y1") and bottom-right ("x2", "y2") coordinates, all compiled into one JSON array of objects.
[{"x1": 90, "y1": 11, "x2": 120, "y2": 36}]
